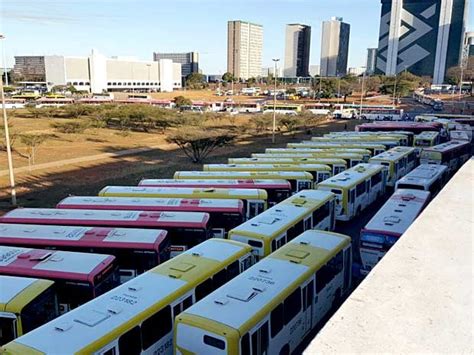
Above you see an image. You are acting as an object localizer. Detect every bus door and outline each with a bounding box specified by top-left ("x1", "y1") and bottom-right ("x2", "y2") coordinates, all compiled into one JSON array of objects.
[
  {"x1": 247, "y1": 200, "x2": 266, "y2": 219},
  {"x1": 301, "y1": 279, "x2": 314, "y2": 336}
]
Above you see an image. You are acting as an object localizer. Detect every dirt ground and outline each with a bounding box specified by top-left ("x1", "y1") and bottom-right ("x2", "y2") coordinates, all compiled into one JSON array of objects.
[{"x1": 0, "y1": 118, "x2": 360, "y2": 210}]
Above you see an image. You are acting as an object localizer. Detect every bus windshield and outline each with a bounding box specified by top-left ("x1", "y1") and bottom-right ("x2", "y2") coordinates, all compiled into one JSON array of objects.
[
  {"x1": 20, "y1": 286, "x2": 58, "y2": 334},
  {"x1": 360, "y1": 232, "x2": 398, "y2": 251}
]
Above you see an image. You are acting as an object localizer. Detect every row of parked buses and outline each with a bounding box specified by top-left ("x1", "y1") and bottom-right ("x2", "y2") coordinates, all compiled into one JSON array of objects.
[{"x1": 1, "y1": 122, "x2": 471, "y2": 353}]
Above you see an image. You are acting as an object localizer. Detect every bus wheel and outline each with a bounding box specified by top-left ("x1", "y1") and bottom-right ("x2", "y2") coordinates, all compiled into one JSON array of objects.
[{"x1": 279, "y1": 344, "x2": 290, "y2": 355}]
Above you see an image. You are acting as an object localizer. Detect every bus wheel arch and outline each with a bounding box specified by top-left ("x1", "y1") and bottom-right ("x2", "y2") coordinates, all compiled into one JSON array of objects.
[{"x1": 279, "y1": 344, "x2": 290, "y2": 355}]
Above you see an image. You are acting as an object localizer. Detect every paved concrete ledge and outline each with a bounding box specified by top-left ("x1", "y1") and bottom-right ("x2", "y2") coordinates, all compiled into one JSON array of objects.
[{"x1": 305, "y1": 158, "x2": 473, "y2": 354}]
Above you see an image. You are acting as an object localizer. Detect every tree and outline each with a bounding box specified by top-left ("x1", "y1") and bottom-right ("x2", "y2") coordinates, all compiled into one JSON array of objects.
[
  {"x1": 278, "y1": 116, "x2": 302, "y2": 137},
  {"x1": 186, "y1": 73, "x2": 207, "y2": 89},
  {"x1": 253, "y1": 114, "x2": 273, "y2": 133},
  {"x1": 446, "y1": 67, "x2": 462, "y2": 85},
  {"x1": 222, "y1": 72, "x2": 235, "y2": 83},
  {"x1": 19, "y1": 134, "x2": 49, "y2": 169},
  {"x1": 62, "y1": 104, "x2": 93, "y2": 118},
  {"x1": 246, "y1": 77, "x2": 257, "y2": 87},
  {"x1": 166, "y1": 128, "x2": 235, "y2": 163},
  {"x1": 174, "y1": 96, "x2": 192, "y2": 108}
]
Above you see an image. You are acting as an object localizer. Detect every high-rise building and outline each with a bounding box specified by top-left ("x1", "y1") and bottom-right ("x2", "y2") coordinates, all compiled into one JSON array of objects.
[
  {"x1": 366, "y1": 48, "x2": 378, "y2": 74},
  {"x1": 153, "y1": 52, "x2": 199, "y2": 79},
  {"x1": 284, "y1": 24, "x2": 311, "y2": 77},
  {"x1": 466, "y1": 32, "x2": 474, "y2": 57},
  {"x1": 227, "y1": 20, "x2": 263, "y2": 80},
  {"x1": 320, "y1": 17, "x2": 350, "y2": 77},
  {"x1": 375, "y1": 0, "x2": 468, "y2": 84},
  {"x1": 12, "y1": 56, "x2": 46, "y2": 81}
]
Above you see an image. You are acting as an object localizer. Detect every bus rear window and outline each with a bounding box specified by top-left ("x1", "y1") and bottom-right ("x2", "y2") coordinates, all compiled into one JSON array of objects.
[
  {"x1": 203, "y1": 335, "x2": 226, "y2": 350},
  {"x1": 248, "y1": 240, "x2": 263, "y2": 248},
  {"x1": 330, "y1": 189, "x2": 342, "y2": 195}
]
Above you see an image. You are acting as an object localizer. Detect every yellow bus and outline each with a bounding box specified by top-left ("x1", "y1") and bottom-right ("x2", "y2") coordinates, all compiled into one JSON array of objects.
[
  {"x1": 323, "y1": 132, "x2": 411, "y2": 146},
  {"x1": 263, "y1": 147, "x2": 373, "y2": 157},
  {"x1": 0, "y1": 276, "x2": 59, "y2": 345},
  {"x1": 174, "y1": 230, "x2": 352, "y2": 355},
  {"x1": 227, "y1": 157, "x2": 347, "y2": 175},
  {"x1": 369, "y1": 146, "x2": 418, "y2": 187},
  {"x1": 413, "y1": 131, "x2": 440, "y2": 155},
  {"x1": 253, "y1": 151, "x2": 367, "y2": 167},
  {"x1": 173, "y1": 171, "x2": 314, "y2": 194},
  {"x1": 309, "y1": 136, "x2": 402, "y2": 149},
  {"x1": 2, "y1": 239, "x2": 255, "y2": 355},
  {"x1": 228, "y1": 190, "x2": 335, "y2": 259},
  {"x1": 202, "y1": 163, "x2": 332, "y2": 183},
  {"x1": 285, "y1": 142, "x2": 387, "y2": 155},
  {"x1": 317, "y1": 164, "x2": 387, "y2": 221},
  {"x1": 98, "y1": 186, "x2": 268, "y2": 219},
  {"x1": 263, "y1": 103, "x2": 303, "y2": 115}
]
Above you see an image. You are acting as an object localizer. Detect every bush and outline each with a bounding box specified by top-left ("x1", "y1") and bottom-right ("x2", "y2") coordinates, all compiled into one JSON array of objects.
[
  {"x1": 252, "y1": 114, "x2": 273, "y2": 133},
  {"x1": 51, "y1": 121, "x2": 88, "y2": 134},
  {"x1": 62, "y1": 104, "x2": 96, "y2": 118},
  {"x1": 278, "y1": 116, "x2": 302, "y2": 137}
]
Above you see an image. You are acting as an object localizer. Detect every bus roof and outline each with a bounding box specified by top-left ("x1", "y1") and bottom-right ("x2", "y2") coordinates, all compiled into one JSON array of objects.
[
  {"x1": 396, "y1": 164, "x2": 448, "y2": 187},
  {"x1": 203, "y1": 163, "x2": 332, "y2": 172},
  {"x1": 0, "y1": 276, "x2": 54, "y2": 313},
  {"x1": 422, "y1": 140, "x2": 470, "y2": 153},
  {"x1": 263, "y1": 148, "x2": 371, "y2": 154},
  {"x1": 180, "y1": 231, "x2": 350, "y2": 334},
  {"x1": 57, "y1": 196, "x2": 244, "y2": 214},
  {"x1": 414, "y1": 131, "x2": 439, "y2": 139},
  {"x1": 362, "y1": 189, "x2": 431, "y2": 237},
  {"x1": 0, "y1": 246, "x2": 115, "y2": 282},
  {"x1": 369, "y1": 146, "x2": 416, "y2": 163},
  {"x1": 228, "y1": 157, "x2": 347, "y2": 165},
  {"x1": 253, "y1": 152, "x2": 366, "y2": 159},
  {"x1": 317, "y1": 164, "x2": 384, "y2": 189},
  {"x1": 138, "y1": 179, "x2": 290, "y2": 189},
  {"x1": 229, "y1": 190, "x2": 334, "y2": 239},
  {"x1": 173, "y1": 171, "x2": 314, "y2": 180},
  {"x1": 6, "y1": 239, "x2": 252, "y2": 354},
  {"x1": 0, "y1": 224, "x2": 168, "y2": 250},
  {"x1": 98, "y1": 186, "x2": 268, "y2": 200},
  {"x1": 0, "y1": 208, "x2": 210, "y2": 229},
  {"x1": 286, "y1": 143, "x2": 386, "y2": 149}
]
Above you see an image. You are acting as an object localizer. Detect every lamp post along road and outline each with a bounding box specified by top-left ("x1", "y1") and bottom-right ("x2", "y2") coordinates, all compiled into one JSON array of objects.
[
  {"x1": 359, "y1": 69, "x2": 366, "y2": 117},
  {"x1": 0, "y1": 34, "x2": 16, "y2": 205},
  {"x1": 272, "y1": 58, "x2": 279, "y2": 144}
]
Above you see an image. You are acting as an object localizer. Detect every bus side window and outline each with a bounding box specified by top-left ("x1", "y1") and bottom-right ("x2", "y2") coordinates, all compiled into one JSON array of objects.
[
  {"x1": 213, "y1": 269, "x2": 227, "y2": 289},
  {"x1": 119, "y1": 325, "x2": 141, "y2": 355},
  {"x1": 182, "y1": 296, "x2": 193, "y2": 311},
  {"x1": 284, "y1": 288, "x2": 302, "y2": 325},
  {"x1": 356, "y1": 182, "x2": 365, "y2": 197},
  {"x1": 270, "y1": 303, "x2": 284, "y2": 338},
  {"x1": 195, "y1": 278, "x2": 213, "y2": 301},
  {"x1": 349, "y1": 189, "x2": 355, "y2": 204},
  {"x1": 241, "y1": 333, "x2": 250, "y2": 354},
  {"x1": 271, "y1": 239, "x2": 277, "y2": 252},
  {"x1": 141, "y1": 306, "x2": 172, "y2": 350}
]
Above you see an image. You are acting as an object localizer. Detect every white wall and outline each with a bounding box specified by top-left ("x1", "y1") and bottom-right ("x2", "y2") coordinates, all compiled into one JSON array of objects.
[{"x1": 89, "y1": 49, "x2": 107, "y2": 94}]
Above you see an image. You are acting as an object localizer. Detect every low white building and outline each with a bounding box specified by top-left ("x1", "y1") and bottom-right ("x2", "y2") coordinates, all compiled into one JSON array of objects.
[{"x1": 16, "y1": 49, "x2": 182, "y2": 93}]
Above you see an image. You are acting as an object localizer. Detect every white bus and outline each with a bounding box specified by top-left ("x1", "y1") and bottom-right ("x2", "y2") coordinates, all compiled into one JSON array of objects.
[
  {"x1": 202, "y1": 163, "x2": 332, "y2": 184},
  {"x1": 99, "y1": 186, "x2": 268, "y2": 220},
  {"x1": 419, "y1": 141, "x2": 471, "y2": 174},
  {"x1": 369, "y1": 146, "x2": 418, "y2": 187},
  {"x1": 228, "y1": 190, "x2": 335, "y2": 259},
  {"x1": 2, "y1": 239, "x2": 255, "y2": 355},
  {"x1": 317, "y1": 164, "x2": 387, "y2": 221},
  {"x1": 173, "y1": 171, "x2": 314, "y2": 194},
  {"x1": 413, "y1": 131, "x2": 440, "y2": 155},
  {"x1": 395, "y1": 164, "x2": 448, "y2": 197},
  {"x1": 174, "y1": 230, "x2": 352, "y2": 355},
  {"x1": 254, "y1": 151, "x2": 368, "y2": 166},
  {"x1": 360, "y1": 189, "x2": 431, "y2": 275}
]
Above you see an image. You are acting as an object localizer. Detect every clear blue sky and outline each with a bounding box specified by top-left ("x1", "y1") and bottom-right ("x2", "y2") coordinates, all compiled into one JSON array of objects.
[{"x1": 1, "y1": 0, "x2": 468, "y2": 74}]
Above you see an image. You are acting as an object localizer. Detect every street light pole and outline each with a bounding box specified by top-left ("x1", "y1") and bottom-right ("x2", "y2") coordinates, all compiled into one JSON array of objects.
[
  {"x1": 0, "y1": 34, "x2": 16, "y2": 206},
  {"x1": 359, "y1": 69, "x2": 366, "y2": 117},
  {"x1": 272, "y1": 58, "x2": 280, "y2": 144},
  {"x1": 393, "y1": 74, "x2": 398, "y2": 106},
  {"x1": 1, "y1": 35, "x2": 7, "y2": 86}
]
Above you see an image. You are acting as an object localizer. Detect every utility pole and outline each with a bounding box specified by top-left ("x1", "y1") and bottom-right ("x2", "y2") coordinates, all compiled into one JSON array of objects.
[
  {"x1": 0, "y1": 34, "x2": 17, "y2": 206},
  {"x1": 272, "y1": 58, "x2": 280, "y2": 144},
  {"x1": 359, "y1": 69, "x2": 366, "y2": 117}
]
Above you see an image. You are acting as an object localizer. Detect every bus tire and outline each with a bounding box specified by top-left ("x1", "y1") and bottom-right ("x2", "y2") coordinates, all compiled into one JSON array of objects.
[{"x1": 279, "y1": 344, "x2": 290, "y2": 355}]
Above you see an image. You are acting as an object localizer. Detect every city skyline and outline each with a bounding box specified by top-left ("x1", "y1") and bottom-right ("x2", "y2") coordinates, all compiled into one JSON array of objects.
[{"x1": 2, "y1": 0, "x2": 389, "y2": 74}]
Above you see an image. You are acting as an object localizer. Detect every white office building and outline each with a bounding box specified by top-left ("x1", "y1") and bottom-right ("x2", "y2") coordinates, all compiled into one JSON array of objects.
[{"x1": 14, "y1": 49, "x2": 182, "y2": 93}]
